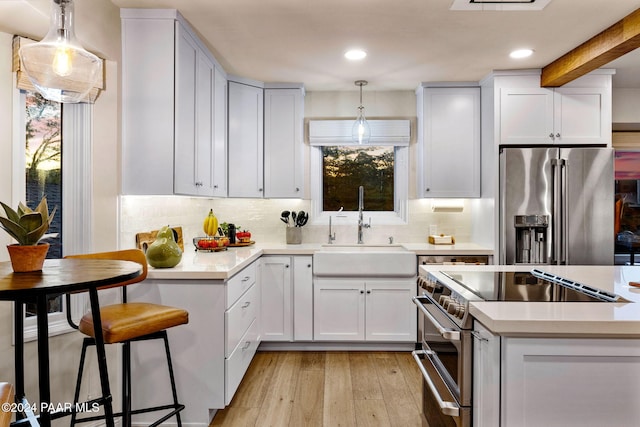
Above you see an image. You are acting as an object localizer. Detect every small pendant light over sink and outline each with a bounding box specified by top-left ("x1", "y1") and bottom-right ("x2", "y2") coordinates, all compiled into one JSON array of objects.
[
  {"x1": 352, "y1": 80, "x2": 371, "y2": 144},
  {"x1": 18, "y1": 0, "x2": 102, "y2": 103}
]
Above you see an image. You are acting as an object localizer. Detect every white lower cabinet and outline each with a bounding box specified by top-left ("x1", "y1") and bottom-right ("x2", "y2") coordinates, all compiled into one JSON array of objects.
[
  {"x1": 293, "y1": 256, "x2": 313, "y2": 340},
  {"x1": 314, "y1": 278, "x2": 416, "y2": 342},
  {"x1": 224, "y1": 317, "x2": 260, "y2": 405},
  {"x1": 260, "y1": 256, "x2": 292, "y2": 341},
  {"x1": 474, "y1": 321, "x2": 640, "y2": 427},
  {"x1": 314, "y1": 279, "x2": 365, "y2": 340},
  {"x1": 473, "y1": 322, "x2": 501, "y2": 427},
  {"x1": 260, "y1": 255, "x2": 313, "y2": 342},
  {"x1": 128, "y1": 260, "x2": 260, "y2": 426}
]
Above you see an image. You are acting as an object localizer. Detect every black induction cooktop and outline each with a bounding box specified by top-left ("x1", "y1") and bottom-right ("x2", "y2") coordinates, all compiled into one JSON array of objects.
[{"x1": 440, "y1": 270, "x2": 620, "y2": 303}]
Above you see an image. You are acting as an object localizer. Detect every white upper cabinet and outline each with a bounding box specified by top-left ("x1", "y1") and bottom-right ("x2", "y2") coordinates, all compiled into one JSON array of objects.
[
  {"x1": 121, "y1": 10, "x2": 227, "y2": 196},
  {"x1": 417, "y1": 85, "x2": 481, "y2": 198},
  {"x1": 228, "y1": 81, "x2": 264, "y2": 198},
  {"x1": 264, "y1": 88, "x2": 305, "y2": 198},
  {"x1": 228, "y1": 82, "x2": 305, "y2": 199},
  {"x1": 496, "y1": 71, "x2": 612, "y2": 146},
  {"x1": 174, "y1": 23, "x2": 213, "y2": 196},
  {"x1": 212, "y1": 68, "x2": 228, "y2": 197}
]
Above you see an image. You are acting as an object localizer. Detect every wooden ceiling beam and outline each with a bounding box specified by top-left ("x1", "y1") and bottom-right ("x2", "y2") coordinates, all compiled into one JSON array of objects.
[{"x1": 541, "y1": 8, "x2": 640, "y2": 87}]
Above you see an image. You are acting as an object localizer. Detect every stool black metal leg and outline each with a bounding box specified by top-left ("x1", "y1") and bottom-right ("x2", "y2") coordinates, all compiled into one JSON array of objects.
[
  {"x1": 70, "y1": 338, "x2": 91, "y2": 426},
  {"x1": 122, "y1": 341, "x2": 131, "y2": 427},
  {"x1": 88, "y1": 287, "x2": 114, "y2": 427},
  {"x1": 36, "y1": 295, "x2": 51, "y2": 427},
  {"x1": 13, "y1": 301, "x2": 25, "y2": 421},
  {"x1": 162, "y1": 331, "x2": 183, "y2": 427}
]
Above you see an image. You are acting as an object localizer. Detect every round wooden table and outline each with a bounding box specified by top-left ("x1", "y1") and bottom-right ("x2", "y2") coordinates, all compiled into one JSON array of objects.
[{"x1": 0, "y1": 258, "x2": 142, "y2": 427}]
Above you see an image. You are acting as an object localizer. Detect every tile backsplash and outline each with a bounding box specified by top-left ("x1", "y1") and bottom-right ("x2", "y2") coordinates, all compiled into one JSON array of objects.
[{"x1": 119, "y1": 196, "x2": 472, "y2": 249}]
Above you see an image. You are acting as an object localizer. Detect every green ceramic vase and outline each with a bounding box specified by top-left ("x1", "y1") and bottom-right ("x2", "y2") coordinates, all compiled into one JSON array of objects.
[{"x1": 146, "y1": 226, "x2": 182, "y2": 268}]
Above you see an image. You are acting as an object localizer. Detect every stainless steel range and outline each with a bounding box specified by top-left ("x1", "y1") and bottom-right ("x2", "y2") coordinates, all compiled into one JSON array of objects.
[{"x1": 412, "y1": 268, "x2": 626, "y2": 427}]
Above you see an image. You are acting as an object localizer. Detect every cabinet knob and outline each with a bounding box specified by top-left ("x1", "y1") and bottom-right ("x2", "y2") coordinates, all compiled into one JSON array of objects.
[
  {"x1": 258, "y1": 188, "x2": 263, "y2": 192},
  {"x1": 295, "y1": 187, "x2": 300, "y2": 192},
  {"x1": 307, "y1": 264, "x2": 311, "y2": 268},
  {"x1": 556, "y1": 133, "x2": 561, "y2": 138},
  {"x1": 426, "y1": 188, "x2": 430, "y2": 192},
  {"x1": 285, "y1": 265, "x2": 290, "y2": 268},
  {"x1": 214, "y1": 184, "x2": 218, "y2": 189},
  {"x1": 360, "y1": 290, "x2": 365, "y2": 294},
  {"x1": 549, "y1": 133, "x2": 554, "y2": 139},
  {"x1": 366, "y1": 290, "x2": 371, "y2": 294}
]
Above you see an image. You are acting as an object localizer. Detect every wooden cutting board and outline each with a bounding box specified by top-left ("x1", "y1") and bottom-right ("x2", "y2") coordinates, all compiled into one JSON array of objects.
[{"x1": 135, "y1": 226, "x2": 184, "y2": 252}]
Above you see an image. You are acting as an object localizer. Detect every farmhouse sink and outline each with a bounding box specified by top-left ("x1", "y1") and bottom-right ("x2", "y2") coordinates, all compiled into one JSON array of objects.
[
  {"x1": 319, "y1": 244, "x2": 406, "y2": 251},
  {"x1": 313, "y1": 245, "x2": 416, "y2": 277}
]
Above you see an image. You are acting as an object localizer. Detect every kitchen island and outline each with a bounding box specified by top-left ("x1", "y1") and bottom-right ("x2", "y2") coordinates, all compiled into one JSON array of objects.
[
  {"x1": 420, "y1": 263, "x2": 640, "y2": 336},
  {"x1": 420, "y1": 264, "x2": 640, "y2": 427}
]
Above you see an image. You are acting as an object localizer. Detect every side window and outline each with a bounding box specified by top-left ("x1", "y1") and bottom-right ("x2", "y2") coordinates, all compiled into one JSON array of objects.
[{"x1": 24, "y1": 91, "x2": 63, "y2": 319}]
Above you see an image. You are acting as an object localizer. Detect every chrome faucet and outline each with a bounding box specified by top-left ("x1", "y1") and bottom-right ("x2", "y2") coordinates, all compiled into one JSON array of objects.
[
  {"x1": 328, "y1": 215, "x2": 336, "y2": 244},
  {"x1": 328, "y1": 207, "x2": 343, "y2": 244},
  {"x1": 357, "y1": 186, "x2": 371, "y2": 244}
]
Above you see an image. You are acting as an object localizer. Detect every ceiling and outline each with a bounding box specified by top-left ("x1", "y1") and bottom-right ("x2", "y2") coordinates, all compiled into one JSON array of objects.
[{"x1": 4, "y1": 0, "x2": 640, "y2": 91}]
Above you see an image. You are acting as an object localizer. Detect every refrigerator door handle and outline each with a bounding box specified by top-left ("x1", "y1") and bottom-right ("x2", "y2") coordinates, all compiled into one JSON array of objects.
[
  {"x1": 551, "y1": 159, "x2": 559, "y2": 264},
  {"x1": 550, "y1": 158, "x2": 566, "y2": 265},
  {"x1": 559, "y1": 159, "x2": 568, "y2": 264}
]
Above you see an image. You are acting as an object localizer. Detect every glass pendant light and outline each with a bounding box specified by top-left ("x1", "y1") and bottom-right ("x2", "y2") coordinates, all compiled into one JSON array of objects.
[
  {"x1": 19, "y1": 0, "x2": 102, "y2": 103},
  {"x1": 352, "y1": 80, "x2": 371, "y2": 144}
]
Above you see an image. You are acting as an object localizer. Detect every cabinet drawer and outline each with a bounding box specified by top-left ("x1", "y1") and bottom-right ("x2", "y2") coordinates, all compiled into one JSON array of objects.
[
  {"x1": 225, "y1": 282, "x2": 259, "y2": 358},
  {"x1": 226, "y1": 261, "x2": 257, "y2": 308},
  {"x1": 225, "y1": 318, "x2": 260, "y2": 405}
]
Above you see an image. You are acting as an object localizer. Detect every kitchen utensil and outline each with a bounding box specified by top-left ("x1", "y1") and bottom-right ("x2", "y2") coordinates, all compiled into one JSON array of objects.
[
  {"x1": 280, "y1": 218, "x2": 289, "y2": 226},
  {"x1": 281, "y1": 211, "x2": 290, "y2": 226},
  {"x1": 291, "y1": 211, "x2": 297, "y2": 225},
  {"x1": 296, "y1": 211, "x2": 308, "y2": 227},
  {"x1": 228, "y1": 223, "x2": 236, "y2": 244}
]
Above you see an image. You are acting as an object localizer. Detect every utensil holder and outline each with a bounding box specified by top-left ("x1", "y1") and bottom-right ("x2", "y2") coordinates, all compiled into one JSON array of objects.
[{"x1": 286, "y1": 227, "x2": 302, "y2": 244}]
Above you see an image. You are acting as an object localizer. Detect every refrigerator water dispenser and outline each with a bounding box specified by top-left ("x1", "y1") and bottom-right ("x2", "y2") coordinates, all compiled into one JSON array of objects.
[{"x1": 514, "y1": 215, "x2": 549, "y2": 264}]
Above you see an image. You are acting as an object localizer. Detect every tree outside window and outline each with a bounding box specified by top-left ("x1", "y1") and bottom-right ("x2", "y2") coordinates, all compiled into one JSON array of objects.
[{"x1": 322, "y1": 146, "x2": 394, "y2": 212}]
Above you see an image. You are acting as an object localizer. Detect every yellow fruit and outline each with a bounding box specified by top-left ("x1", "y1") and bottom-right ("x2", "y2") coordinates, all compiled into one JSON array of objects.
[{"x1": 203, "y1": 209, "x2": 219, "y2": 237}]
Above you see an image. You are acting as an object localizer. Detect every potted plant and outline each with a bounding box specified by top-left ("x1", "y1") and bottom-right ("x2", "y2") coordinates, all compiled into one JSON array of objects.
[{"x1": 0, "y1": 197, "x2": 56, "y2": 272}]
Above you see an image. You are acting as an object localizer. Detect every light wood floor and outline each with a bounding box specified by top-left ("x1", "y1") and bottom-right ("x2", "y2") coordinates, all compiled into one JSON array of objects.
[{"x1": 210, "y1": 351, "x2": 423, "y2": 427}]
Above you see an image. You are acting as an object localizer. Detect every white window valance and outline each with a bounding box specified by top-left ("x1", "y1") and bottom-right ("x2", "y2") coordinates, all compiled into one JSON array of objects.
[
  {"x1": 308, "y1": 119, "x2": 411, "y2": 146},
  {"x1": 12, "y1": 35, "x2": 105, "y2": 104}
]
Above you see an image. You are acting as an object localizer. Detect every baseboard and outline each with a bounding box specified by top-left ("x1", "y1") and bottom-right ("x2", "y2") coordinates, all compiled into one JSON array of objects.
[{"x1": 258, "y1": 341, "x2": 416, "y2": 351}]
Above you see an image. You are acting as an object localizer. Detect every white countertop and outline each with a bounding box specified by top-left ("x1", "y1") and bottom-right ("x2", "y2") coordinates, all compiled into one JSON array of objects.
[
  {"x1": 147, "y1": 241, "x2": 494, "y2": 280},
  {"x1": 420, "y1": 264, "x2": 640, "y2": 337}
]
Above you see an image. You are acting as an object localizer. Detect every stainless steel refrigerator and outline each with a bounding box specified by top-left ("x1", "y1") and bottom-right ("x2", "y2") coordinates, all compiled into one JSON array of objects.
[{"x1": 500, "y1": 147, "x2": 614, "y2": 265}]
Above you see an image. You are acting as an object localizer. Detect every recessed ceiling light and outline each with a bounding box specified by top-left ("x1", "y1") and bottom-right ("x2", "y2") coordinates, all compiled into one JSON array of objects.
[
  {"x1": 345, "y1": 49, "x2": 367, "y2": 60},
  {"x1": 510, "y1": 49, "x2": 534, "y2": 59}
]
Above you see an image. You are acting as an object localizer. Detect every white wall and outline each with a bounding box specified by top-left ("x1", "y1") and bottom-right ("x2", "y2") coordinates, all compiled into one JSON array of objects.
[{"x1": 613, "y1": 88, "x2": 640, "y2": 124}]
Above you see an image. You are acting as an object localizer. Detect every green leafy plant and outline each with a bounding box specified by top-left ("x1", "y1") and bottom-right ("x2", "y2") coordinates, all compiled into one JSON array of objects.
[{"x1": 0, "y1": 197, "x2": 57, "y2": 245}]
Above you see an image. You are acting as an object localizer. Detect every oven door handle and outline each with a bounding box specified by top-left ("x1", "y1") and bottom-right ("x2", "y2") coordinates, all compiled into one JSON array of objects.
[
  {"x1": 412, "y1": 296, "x2": 460, "y2": 341},
  {"x1": 411, "y1": 350, "x2": 460, "y2": 417}
]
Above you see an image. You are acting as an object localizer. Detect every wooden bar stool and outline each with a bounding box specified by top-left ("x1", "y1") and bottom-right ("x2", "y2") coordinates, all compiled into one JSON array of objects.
[
  {"x1": 1, "y1": 382, "x2": 14, "y2": 427},
  {"x1": 64, "y1": 249, "x2": 188, "y2": 427}
]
